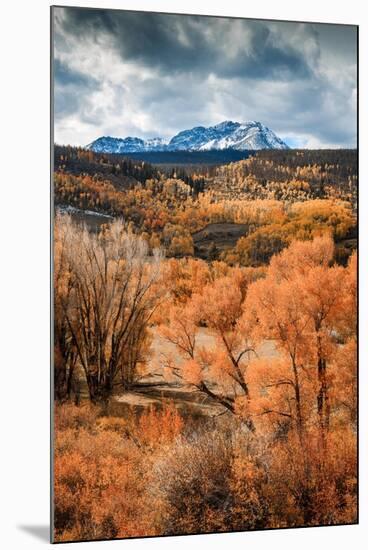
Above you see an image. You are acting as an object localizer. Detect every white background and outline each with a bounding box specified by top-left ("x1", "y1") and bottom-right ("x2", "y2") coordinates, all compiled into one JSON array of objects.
[{"x1": 0, "y1": 0, "x2": 366, "y2": 548}]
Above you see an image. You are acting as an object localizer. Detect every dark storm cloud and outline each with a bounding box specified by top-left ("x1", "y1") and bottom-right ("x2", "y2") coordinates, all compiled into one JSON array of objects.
[
  {"x1": 56, "y1": 8, "x2": 313, "y2": 81},
  {"x1": 53, "y1": 6, "x2": 357, "y2": 148},
  {"x1": 53, "y1": 58, "x2": 102, "y2": 123},
  {"x1": 54, "y1": 58, "x2": 97, "y2": 88}
]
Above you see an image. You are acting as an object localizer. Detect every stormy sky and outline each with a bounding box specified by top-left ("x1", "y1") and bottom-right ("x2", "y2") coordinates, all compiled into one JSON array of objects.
[{"x1": 53, "y1": 7, "x2": 357, "y2": 148}]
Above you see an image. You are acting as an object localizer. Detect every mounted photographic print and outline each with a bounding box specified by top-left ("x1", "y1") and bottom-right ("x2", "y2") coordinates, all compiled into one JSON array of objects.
[{"x1": 51, "y1": 5, "x2": 358, "y2": 543}]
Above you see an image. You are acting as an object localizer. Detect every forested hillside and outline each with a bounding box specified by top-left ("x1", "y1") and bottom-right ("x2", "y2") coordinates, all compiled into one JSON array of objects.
[{"x1": 54, "y1": 145, "x2": 357, "y2": 265}]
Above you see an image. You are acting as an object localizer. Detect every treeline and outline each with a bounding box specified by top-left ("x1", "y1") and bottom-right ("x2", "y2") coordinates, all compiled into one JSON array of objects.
[
  {"x1": 255, "y1": 148, "x2": 357, "y2": 171},
  {"x1": 55, "y1": 145, "x2": 206, "y2": 195},
  {"x1": 122, "y1": 148, "x2": 252, "y2": 165},
  {"x1": 211, "y1": 150, "x2": 357, "y2": 206},
  {"x1": 54, "y1": 144, "x2": 159, "y2": 188}
]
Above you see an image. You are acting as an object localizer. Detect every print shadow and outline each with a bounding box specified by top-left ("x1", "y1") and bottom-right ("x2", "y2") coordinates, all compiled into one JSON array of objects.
[{"x1": 17, "y1": 525, "x2": 50, "y2": 543}]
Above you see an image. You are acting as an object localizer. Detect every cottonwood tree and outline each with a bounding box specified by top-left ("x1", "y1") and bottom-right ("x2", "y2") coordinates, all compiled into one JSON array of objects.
[
  {"x1": 160, "y1": 274, "x2": 256, "y2": 426},
  {"x1": 54, "y1": 217, "x2": 78, "y2": 401},
  {"x1": 245, "y1": 235, "x2": 355, "y2": 445},
  {"x1": 330, "y1": 252, "x2": 357, "y2": 426},
  {"x1": 56, "y1": 215, "x2": 163, "y2": 402},
  {"x1": 269, "y1": 236, "x2": 348, "y2": 440},
  {"x1": 244, "y1": 275, "x2": 312, "y2": 445}
]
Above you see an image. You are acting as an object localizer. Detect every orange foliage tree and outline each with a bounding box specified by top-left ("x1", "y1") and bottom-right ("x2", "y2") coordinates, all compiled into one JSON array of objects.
[
  {"x1": 160, "y1": 271, "x2": 257, "y2": 428},
  {"x1": 244, "y1": 235, "x2": 355, "y2": 445}
]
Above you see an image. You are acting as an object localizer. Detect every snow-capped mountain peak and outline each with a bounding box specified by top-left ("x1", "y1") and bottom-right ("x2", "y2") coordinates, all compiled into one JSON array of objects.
[
  {"x1": 85, "y1": 135, "x2": 168, "y2": 154},
  {"x1": 86, "y1": 121, "x2": 288, "y2": 153}
]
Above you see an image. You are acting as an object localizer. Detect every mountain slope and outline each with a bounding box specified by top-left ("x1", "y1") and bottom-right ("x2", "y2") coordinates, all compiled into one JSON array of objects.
[
  {"x1": 87, "y1": 121, "x2": 288, "y2": 154},
  {"x1": 86, "y1": 136, "x2": 168, "y2": 154}
]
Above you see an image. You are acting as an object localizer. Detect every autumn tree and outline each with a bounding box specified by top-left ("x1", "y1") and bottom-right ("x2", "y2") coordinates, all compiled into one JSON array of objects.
[
  {"x1": 245, "y1": 235, "x2": 355, "y2": 445},
  {"x1": 160, "y1": 273, "x2": 256, "y2": 426},
  {"x1": 331, "y1": 252, "x2": 357, "y2": 426},
  {"x1": 54, "y1": 217, "x2": 78, "y2": 401},
  {"x1": 244, "y1": 274, "x2": 311, "y2": 444},
  {"x1": 270, "y1": 236, "x2": 348, "y2": 440},
  {"x1": 55, "y1": 215, "x2": 163, "y2": 401}
]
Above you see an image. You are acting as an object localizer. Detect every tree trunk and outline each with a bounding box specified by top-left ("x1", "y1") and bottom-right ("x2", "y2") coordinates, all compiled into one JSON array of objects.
[{"x1": 317, "y1": 334, "x2": 329, "y2": 446}]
